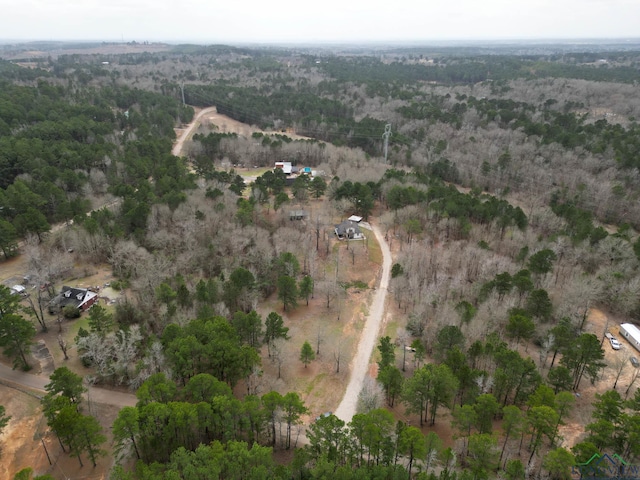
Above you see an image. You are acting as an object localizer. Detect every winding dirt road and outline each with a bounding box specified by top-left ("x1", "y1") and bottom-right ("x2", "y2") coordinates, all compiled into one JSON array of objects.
[
  {"x1": 0, "y1": 362, "x2": 137, "y2": 407},
  {"x1": 1, "y1": 105, "x2": 394, "y2": 418},
  {"x1": 174, "y1": 106, "x2": 395, "y2": 423},
  {"x1": 172, "y1": 107, "x2": 218, "y2": 157},
  {"x1": 334, "y1": 224, "x2": 392, "y2": 423},
  {"x1": 0, "y1": 108, "x2": 223, "y2": 407}
]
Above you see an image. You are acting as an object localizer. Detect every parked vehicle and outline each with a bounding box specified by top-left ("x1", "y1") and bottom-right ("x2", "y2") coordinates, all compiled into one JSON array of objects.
[
  {"x1": 631, "y1": 357, "x2": 639, "y2": 368},
  {"x1": 609, "y1": 337, "x2": 622, "y2": 350}
]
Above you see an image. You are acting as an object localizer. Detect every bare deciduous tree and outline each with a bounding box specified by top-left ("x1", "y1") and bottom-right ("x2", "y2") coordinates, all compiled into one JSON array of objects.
[
  {"x1": 58, "y1": 334, "x2": 69, "y2": 360},
  {"x1": 611, "y1": 355, "x2": 627, "y2": 390},
  {"x1": 271, "y1": 338, "x2": 285, "y2": 380},
  {"x1": 357, "y1": 376, "x2": 384, "y2": 413}
]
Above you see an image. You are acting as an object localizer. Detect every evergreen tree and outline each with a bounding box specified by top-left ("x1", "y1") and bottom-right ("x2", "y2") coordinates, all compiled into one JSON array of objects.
[
  {"x1": 0, "y1": 313, "x2": 36, "y2": 370},
  {"x1": 44, "y1": 367, "x2": 86, "y2": 405},
  {"x1": 310, "y1": 176, "x2": 327, "y2": 199},
  {"x1": 277, "y1": 275, "x2": 298, "y2": 311},
  {"x1": 543, "y1": 447, "x2": 575, "y2": 480},
  {"x1": 467, "y1": 433, "x2": 499, "y2": 479},
  {"x1": 377, "y1": 336, "x2": 395, "y2": 370},
  {"x1": 264, "y1": 312, "x2": 289, "y2": 357},
  {"x1": 298, "y1": 275, "x2": 314, "y2": 306},
  {"x1": 87, "y1": 304, "x2": 114, "y2": 337},
  {"x1": 378, "y1": 365, "x2": 404, "y2": 407},
  {"x1": 0, "y1": 285, "x2": 20, "y2": 317},
  {"x1": 300, "y1": 341, "x2": 315, "y2": 368},
  {"x1": 397, "y1": 426, "x2": 427, "y2": 477},
  {"x1": 560, "y1": 333, "x2": 605, "y2": 390},
  {"x1": 506, "y1": 313, "x2": 536, "y2": 347},
  {"x1": 232, "y1": 310, "x2": 263, "y2": 348},
  {"x1": 112, "y1": 406, "x2": 141, "y2": 460},
  {"x1": 0, "y1": 219, "x2": 18, "y2": 259}
]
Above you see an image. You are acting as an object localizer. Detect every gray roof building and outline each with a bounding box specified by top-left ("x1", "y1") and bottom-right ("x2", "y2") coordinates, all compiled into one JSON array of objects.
[{"x1": 334, "y1": 220, "x2": 364, "y2": 240}]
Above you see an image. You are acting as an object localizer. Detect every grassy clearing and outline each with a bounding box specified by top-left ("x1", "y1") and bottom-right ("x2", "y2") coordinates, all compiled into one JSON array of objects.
[
  {"x1": 382, "y1": 318, "x2": 400, "y2": 340},
  {"x1": 303, "y1": 373, "x2": 327, "y2": 395},
  {"x1": 367, "y1": 233, "x2": 382, "y2": 266},
  {"x1": 256, "y1": 223, "x2": 382, "y2": 417}
]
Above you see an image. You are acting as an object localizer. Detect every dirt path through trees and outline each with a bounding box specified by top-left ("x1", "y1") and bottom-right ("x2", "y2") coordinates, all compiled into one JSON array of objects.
[
  {"x1": 0, "y1": 362, "x2": 137, "y2": 407},
  {"x1": 334, "y1": 224, "x2": 392, "y2": 423},
  {"x1": 172, "y1": 106, "x2": 218, "y2": 156}
]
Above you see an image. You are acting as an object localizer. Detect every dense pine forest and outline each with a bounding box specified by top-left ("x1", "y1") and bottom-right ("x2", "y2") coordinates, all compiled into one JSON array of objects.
[{"x1": 1, "y1": 40, "x2": 640, "y2": 479}]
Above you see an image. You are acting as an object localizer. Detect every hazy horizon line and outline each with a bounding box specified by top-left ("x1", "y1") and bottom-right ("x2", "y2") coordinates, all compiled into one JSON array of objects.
[{"x1": 2, "y1": 36, "x2": 640, "y2": 47}]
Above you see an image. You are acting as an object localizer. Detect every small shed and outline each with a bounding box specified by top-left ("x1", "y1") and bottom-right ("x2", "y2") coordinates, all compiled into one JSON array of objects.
[
  {"x1": 620, "y1": 323, "x2": 640, "y2": 353},
  {"x1": 289, "y1": 210, "x2": 308, "y2": 221},
  {"x1": 347, "y1": 215, "x2": 363, "y2": 223}
]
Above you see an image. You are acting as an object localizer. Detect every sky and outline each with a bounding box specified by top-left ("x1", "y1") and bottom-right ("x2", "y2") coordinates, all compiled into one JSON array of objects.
[{"x1": 1, "y1": 0, "x2": 639, "y2": 44}]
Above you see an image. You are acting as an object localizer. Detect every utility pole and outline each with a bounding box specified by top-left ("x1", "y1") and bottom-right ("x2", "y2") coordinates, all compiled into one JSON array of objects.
[{"x1": 382, "y1": 124, "x2": 391, "y2": 163}]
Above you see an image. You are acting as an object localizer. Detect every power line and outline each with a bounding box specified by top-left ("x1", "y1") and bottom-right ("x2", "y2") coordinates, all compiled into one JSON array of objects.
[
  {"x1": 382, "y1": 124, "x2": 392, "y2": 163},
  {"x1": 180, "y1": 86, "x2": 633, "y2": 215}
]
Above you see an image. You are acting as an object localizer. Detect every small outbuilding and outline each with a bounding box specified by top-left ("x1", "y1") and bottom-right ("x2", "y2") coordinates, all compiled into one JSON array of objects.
[{"x1": 289, "y1": 210, "x2": 308, "y2": 221}]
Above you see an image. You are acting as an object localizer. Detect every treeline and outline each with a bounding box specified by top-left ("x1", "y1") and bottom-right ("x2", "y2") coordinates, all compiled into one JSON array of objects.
[
  {"x1": 185, "y1": 58, "x2": 640, "y2": 179},
  {"x1": 108, "y1": 356, "x2": 640, "y2": 479},
  {"x1": 185, "y1": 84, "x2": 389, "y2": 155},
  {"x1": 381, "y1": 170, "x2": 527, "y2": 240},
  {"x1": 0, "y1": 59, "x2": 49, "y2": 81},
  {"x1": 0, "y1": 81, "x2": 116, "y2": 187},
  {"x1": 78, "y1": 45, "x2": 640, "y2": 229},
  {"x1": 317, "y1": 54, "x2": 640, "y2": 87},
  {"x1": 0, "y1": 78, "x2": 194, "y2": 254},
  {"x1": 111, "y1": 373, "x2": 308, "y2": 463},
  {"x1": 396, "y1": 92, "x2": 640, "y2": 170},
  {"x1": 41, "y1": 367, "x2": 105, "y2": 468}
]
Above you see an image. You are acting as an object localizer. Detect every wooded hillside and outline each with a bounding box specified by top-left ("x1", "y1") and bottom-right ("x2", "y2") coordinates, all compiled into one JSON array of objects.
[{"x1": 1, "y1": 41, "x2": 640, "y2": 480}]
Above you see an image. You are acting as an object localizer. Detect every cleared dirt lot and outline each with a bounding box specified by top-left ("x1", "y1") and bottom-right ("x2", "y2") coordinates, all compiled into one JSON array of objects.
[{"x1": 0, "y1": 383, "x2": 122, "y2": 480}]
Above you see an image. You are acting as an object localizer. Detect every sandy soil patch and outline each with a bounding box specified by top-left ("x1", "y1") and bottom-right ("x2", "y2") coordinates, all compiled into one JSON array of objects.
[{"x1": 0, "y1": 384, "x2": 120, "y2": 479}]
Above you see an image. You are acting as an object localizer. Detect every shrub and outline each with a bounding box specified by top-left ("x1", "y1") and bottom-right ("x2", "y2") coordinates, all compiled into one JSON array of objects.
[{"x1": 62, "y1": 305, "x2": 81, "y2": 319}]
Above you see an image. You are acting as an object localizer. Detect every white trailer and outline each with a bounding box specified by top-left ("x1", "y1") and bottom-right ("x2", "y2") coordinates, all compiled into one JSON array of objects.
[{"x1": 619, "y1": 323, "x2": 640, "y2": 353}]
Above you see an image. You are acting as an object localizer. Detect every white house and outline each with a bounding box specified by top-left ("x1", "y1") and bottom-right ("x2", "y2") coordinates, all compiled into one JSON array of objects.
[
  {"x1": 274, "y1": 162, "x2": 292, "y2": 175},
  {"x1": 619, "y1": 323, "x2": 640, "y2": 353}
]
